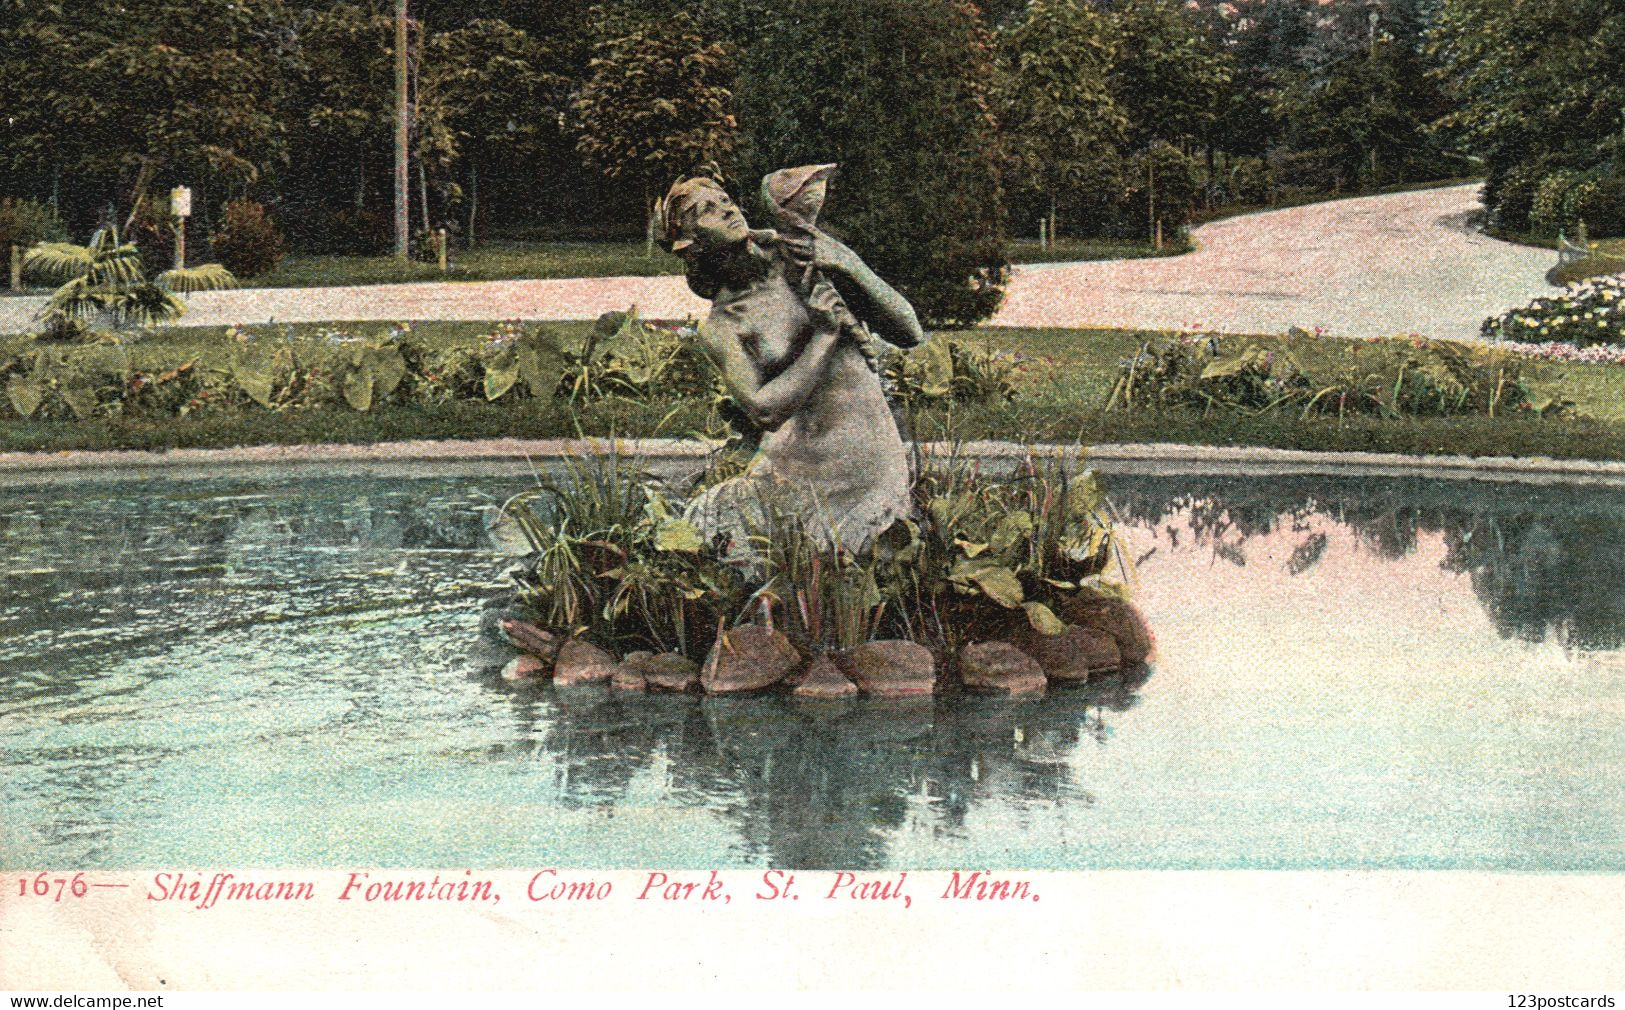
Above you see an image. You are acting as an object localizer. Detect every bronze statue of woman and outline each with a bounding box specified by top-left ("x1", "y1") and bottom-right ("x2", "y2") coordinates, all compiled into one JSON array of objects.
[{"x1": 655, "y1": 166, "x2": 926, "y2": 554}]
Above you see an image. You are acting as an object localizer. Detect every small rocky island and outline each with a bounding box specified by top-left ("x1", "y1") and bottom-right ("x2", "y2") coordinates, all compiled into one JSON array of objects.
[{"x1": 487, "y1": 166, "x2": 1153, "y2": 699}]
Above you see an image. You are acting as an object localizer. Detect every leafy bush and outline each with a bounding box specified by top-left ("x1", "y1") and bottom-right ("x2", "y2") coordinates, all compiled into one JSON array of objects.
[
  {"x1": 1531, "y1": 169, "x2": 1587, "y2": 238},
  {"x1": 1106, "y1": 334, "x2": 1552, "y2": 419},
  {"x1": 882, "y1": 338, "x2": 1020, "y2": 415},
  {"x1": 736, "y1": 0, "x2": 1008, "y2": 327},
  {"x1": 210, "y1": 199, "x2": 286, "y2": 278},
  {"x1": 1483, "y1": 275, "x2": 1625, "y2": 348},
  {"x1": 0, "y1": 198, "x2": 66, "y2": 255},
  {"x1": 1575, "y1": 175, "x2": 1625, "y2": 238},
  {"x1": 502, "y1": 449, "x2": 1127, "y2": 662},
  {"x1": 1129, "y1": 143, "x2": 1201, "y2": 239},
  {"x1": 1485, "y1": 161, "x2": 1550, "y2": 233}
]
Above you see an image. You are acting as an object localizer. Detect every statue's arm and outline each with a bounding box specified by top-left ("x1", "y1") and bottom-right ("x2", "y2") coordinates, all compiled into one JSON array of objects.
[
  {"x1": 705, "y1": 301, "x2": 843, "y2": 432},
  {"x1": 811, "y1": 230, "x2": 926, "y2": 348}
]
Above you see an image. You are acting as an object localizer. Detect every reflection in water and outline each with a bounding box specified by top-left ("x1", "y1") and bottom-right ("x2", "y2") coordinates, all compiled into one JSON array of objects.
[
  {"x1": 1111, "y1": 475, "x2": 1625, "y2": 651},
  {"x1": 474, "y1": 671, "x2": 1146, "y2": 870},
  {"x1": 3, "y1": 470, "x2": 1624, "y2": 870}
]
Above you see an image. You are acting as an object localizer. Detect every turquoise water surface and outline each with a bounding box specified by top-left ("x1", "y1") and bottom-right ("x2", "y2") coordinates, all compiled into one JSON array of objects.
[{"x1": 3, "y1": 467, "x2": 1623, "y2": 870}]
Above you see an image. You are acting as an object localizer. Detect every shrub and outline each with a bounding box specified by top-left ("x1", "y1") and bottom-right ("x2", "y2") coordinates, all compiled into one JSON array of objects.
[
  {"x1": 1227, "y1": 158, "x2": 1270, "y2": 206},
  {"x1": 0, "y1": 198, "x2": 66, "y2": 257},
  {"x1": 736, "y1": 0, "x2": 1009, "y2": 327},
  {"x1": 210, "y1": 199, "x2": 286, "y2": 278},
  {"x1": 1485, "y1": 161, "x2": 1547, "y2": 233},
  {"x1": 126, "y1": 195, "x2": 177, "y2": 276},
  {"x1": 1107, "y1": 334, "x2": 1548, "y2": 419},
  {"x1": 1575, "y1": 175, "x2": 1625, "y2": 238},
  {"x1": 1530, "y1": 169, "x2": 1586, "y2": 238},
  {"x1": 1128, "y1": 143, "x2": 1201, "y2": 239},
  {"x1": 1483, "y1": 275, "x2": 1625, "y2": 348},
  {"x1": 298, "y1": 206, "x2": 392, "y2": 256}
]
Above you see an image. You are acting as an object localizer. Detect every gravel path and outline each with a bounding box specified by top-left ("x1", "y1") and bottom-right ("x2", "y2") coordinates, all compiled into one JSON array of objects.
[
  {"x1": 996, "y1": 183, "x2": 1558, "y2": 339},
  {"x1": 0, "y1": 184, "x2": 1558, "y2": 340}
]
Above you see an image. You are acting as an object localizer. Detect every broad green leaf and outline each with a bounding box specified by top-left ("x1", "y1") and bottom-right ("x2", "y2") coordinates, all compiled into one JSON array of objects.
[
  {"x1": 951, "y1": 560, "x2": 1025, "y2": 607},
  {"x1": 1200, "y1": 356, "x2": 1249, "y2": 380},
  {"x1": 342, "y1": 369, "x2": 373, "y2": 411},
  {"x1": 232, "y1": 362, "x2": 275, "y2": 408},
  {"x1": 954, "y1": 538, "x2": 989, "y2": 558},
  {"x1": 530, "y1": 340, "x2": 566, "y2": 393},
  {"x1": 484, "y1": 363, "x2": 519, "y2": 401},
  {"x1": 910, "y1": 339, "x2": 953, "y2": 397},
  {"x1": 6, "y1": 379, "x2": 44, "y2": 418},
  {"x1": 1023, "y1": 601, "x2": 1067, "y2": 635},
  {"x1": 991, "y1": 511, "x2": 1034, "y2": 551},
  {"x1": 369, "y1": 348, "x2": 407, "y2": 398},
  {"x1": 59, "y1": 384, "x2": 97, "y2": 419},
  {"x1": 655, "y1": 519, "x2": 704, "y2": 553}
]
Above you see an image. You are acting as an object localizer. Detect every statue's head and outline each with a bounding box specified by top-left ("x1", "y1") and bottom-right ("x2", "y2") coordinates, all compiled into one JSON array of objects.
[{"x1": 656, "y1": 175, "x2": 750, "y2": 257}]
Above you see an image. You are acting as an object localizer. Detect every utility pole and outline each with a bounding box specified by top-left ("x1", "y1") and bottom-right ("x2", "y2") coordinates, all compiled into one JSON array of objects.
[{"x1": 394, "y1": 0, "x2": 410, "y2": 261}]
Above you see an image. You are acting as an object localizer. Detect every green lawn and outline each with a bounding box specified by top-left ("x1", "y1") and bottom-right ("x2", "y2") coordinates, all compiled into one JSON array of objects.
[
  {"x1": 245, "y1": 239, "x2": 685, "y2": 288},
  {"x1": 252, "y1": 235, "x2": 1178, "y2": 287},
  {"x1": 1006, "y1": 236, "x2": 1190, "y2": 265},
  {"x1": 5, "y1": 321, "x2": 1623, "y2": 460}
]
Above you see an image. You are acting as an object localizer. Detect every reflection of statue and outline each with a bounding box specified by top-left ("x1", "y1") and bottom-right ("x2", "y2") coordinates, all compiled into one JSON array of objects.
[{"x1": 654, "y1": 168, "x2": 925, "y2": 553}]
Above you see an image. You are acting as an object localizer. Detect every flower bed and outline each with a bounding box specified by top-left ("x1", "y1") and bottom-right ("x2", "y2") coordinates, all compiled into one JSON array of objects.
[{"x1": 1482, "y1": 274, "x2": 1625, "y2": 348}]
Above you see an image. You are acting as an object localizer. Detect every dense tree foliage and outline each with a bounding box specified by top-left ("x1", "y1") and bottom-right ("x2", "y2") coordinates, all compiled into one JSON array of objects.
[
  {"x1": 995, "y1": 0, "x2": 1127, "y2": 244},
  {"x1": 1433, "y1": 0, "x2": 1625, "y2": 234},
  {"x1": 3, "y1": 0, "x2": 1610, "y2": 319},
  {"x1": 733, "y1": 0, "x2": 1008, "y2": 326},
  {"x1": 570, "y1": 11, "x2": 738, "y2": 252}
]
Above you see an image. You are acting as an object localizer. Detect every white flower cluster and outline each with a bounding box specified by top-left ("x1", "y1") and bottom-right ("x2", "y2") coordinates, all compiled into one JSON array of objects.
[{"x1": 1483, "y1": 274, "x2": 1625, "y2": 350}]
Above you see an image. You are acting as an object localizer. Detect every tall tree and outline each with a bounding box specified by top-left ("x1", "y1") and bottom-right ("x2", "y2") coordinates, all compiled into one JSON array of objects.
[
  {"x1": 0, "y1": 0, "x2": 299, "y2": 229},
  {"x1": 995, "y1": 0, "x2": 1128, "y2": 243},
  {"x1": 1106, "y1": 0, "x2": 1232, "y2": 153},
  {"x1": 570, "y1": 11, "x2": 739, "y2": 255},
  {"x1": 735, "y1": 0, "x2": 1008, "y2": 327},
  {"x1": 423, "y1": 19, "x2": 567, "y2": 245}
]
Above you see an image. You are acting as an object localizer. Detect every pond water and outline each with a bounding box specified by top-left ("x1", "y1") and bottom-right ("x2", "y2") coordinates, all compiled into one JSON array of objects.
[{"x1": 3, "y1": 465, "x2": 1624, "y2": 871}]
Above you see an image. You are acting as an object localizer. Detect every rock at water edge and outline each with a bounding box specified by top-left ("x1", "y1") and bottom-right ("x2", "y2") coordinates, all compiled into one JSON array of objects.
[
  {"x1": 501, "y1": 618, "x2": 561, "y2": 661},
  {"x1": 626, "y1": 652, "x2": 701, "y2": 693},
  {"x1": 554, "y1": 639, "x2": 619, "y2": 687},
  {"x1": 958, "y1": 641, "x2": 1047, "y2": 694},
  {"x1": 793, "y1": 655, "x2": 859, "y2": 699},
  {"x1": 1057, "y1": 592, "x2": 1155, "y2": 666},
  {"x1": 701, "y1": 625, "x2": 801, "y2": 694},
  {"x1": 838, "y1": 640, "x2": 936, "y2": 697},
  {"x1": 1018, "y1": 624, "x2": 1120, "y2": 681},
  {"x1": 501, "y1": 653, "x2": 549, "y2": 683}
]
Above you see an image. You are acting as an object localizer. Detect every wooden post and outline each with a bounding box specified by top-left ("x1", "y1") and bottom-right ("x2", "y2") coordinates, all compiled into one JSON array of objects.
[
  {"x1": 1155, "y1": 218, "x2": 1163, "y2": 251},
  {"x1": 9, "y1": 245, "x2": 21, "y2": 291},
  {"x1": 1038, "y1": 217, "x2": 1047, "y2": 249},
  {"x1": 436, "y1": 227, "x2": 448, "y2": 273}
]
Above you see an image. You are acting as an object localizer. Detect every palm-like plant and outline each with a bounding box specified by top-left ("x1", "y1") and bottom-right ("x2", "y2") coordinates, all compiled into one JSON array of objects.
[{"x1": 24, "y1": 225, "x2": 236, "y2": 332}]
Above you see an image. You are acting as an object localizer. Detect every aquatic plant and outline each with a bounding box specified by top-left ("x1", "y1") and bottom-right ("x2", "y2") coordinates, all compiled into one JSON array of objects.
[{"x1": 499, "y1": 448, "x2": 1130, "y2": 666}]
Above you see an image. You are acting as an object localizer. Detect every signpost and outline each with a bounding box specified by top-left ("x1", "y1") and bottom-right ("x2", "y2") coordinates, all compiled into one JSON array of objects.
[{"x1": 170, "y1": 185, "x2": 191, "y2": 270}]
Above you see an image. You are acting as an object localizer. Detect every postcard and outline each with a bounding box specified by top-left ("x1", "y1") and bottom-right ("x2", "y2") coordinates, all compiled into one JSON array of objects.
[{"x1": 3, "y1": 0, "x2": 1623, "y2": 992}]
